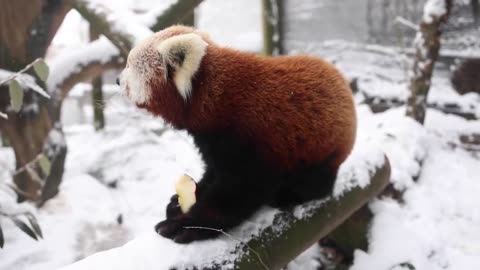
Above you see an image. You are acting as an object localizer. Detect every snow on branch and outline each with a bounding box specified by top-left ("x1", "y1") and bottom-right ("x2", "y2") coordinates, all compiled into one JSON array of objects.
[
  {"x1": 58, "y1": 146, "x2": 390, "y2": 270},
  {"x1": 47, "y1": 38, "x2": 123, "y2": 99},
  {"x1": 423, "y1": 0, "x2": 449, "y2": 23},
  {"x1": 141, "y1": 0, "x2": 204, "y2": 31},
  {"x1": 68, "y1": 0, "x2": 153, "y2": 57}
]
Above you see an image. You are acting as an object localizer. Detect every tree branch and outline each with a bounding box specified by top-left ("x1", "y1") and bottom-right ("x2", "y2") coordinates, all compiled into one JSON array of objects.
[
  {"x1": 47, "y1": 39, "x2": 124, "y2": 100},
  {"x1": 67, "y1": 0, "x2": 149, "y2": 57},
  {"x1": 146, "y1": 0, "x2": 204, "y2": 32},
  {"x1": 232, "y1": 156, "x2": 390, "y2": 270}
]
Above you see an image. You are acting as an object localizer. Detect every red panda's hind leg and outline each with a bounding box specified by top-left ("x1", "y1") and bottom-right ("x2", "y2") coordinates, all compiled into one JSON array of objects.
[
  {"x1": 270, "y1": 158, "x2": 339, "y2": 209},
  {"x1": 155, "y1": 131, "x2": 279, "y2": 244}
]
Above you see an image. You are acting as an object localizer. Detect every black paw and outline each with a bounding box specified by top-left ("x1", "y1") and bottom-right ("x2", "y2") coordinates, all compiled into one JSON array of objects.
[
  {"x1": 155, "y1": 202, "x2": 224, "y2": 244},
  {"x1": 155, "y1": 219, "x2": 182, "y2": 239},
  {"x1": 155, "y1": 218, "x2": 221, "y2": 244},
  {"x1": 166, "y1": 194, "x2": 183, "y2": 219}
]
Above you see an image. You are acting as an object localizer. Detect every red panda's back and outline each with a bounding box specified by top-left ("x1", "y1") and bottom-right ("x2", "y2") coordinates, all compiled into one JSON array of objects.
[{"x1": 190, "y1": 49, "x2": 357, "y2": 172}]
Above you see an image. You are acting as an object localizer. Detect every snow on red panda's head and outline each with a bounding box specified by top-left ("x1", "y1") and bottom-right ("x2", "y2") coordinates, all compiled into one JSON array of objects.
[{"x1": 119, "y1": 25, "x2": 209, "y2": 126}]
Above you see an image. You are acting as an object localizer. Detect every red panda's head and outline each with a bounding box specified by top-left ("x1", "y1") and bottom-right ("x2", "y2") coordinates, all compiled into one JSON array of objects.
[{"x1": 119, "y1": 25, "x2": 210, "y2": 127}]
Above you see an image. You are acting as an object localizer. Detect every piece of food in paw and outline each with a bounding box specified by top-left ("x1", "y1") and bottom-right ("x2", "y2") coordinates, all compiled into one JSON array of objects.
[{"x1": 175, "y1": 174, "x2": 197, "y2": 213}]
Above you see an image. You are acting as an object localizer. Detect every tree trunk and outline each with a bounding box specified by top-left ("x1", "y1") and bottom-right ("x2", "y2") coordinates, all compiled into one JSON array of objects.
[
  {"x1": 472, "y1": 0, "x2": 480, "y2": 26},
  {"x1": 262, "y1": 0, "x2": 284, "y2": 56},
  {"x1": 405, "y1": 0, "x2": 453, "y2": 124},
  {"x1": 89, "y1": 25, "x2": 105, "y2": 131},
  {"x1": 0, "y1": 0, "x2": 70, "y2": 201}
]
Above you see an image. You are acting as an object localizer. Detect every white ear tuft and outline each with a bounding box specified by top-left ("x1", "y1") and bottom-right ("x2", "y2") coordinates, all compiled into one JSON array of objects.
[{"x1": 156, "y1": 33, "x2": 208, "y2": 100}]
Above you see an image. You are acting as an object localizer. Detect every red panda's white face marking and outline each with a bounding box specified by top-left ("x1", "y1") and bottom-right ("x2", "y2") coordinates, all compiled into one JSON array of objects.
[
  {"x1": 120, "y1": 39, "x2": 164, "y2": 105},
  {"x1": 120, "y1": 31, "x2": 208, "y2": 105}
]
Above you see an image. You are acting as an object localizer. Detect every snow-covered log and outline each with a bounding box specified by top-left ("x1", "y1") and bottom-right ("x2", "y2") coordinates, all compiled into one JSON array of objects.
[
  {"x1": 362, "y1": 91, "x2": 480, "y2": 120},
  {"x1": 405, "y1": 0, "x2": 453, "y2": 124},
  {"x1": 232, "y1": 157, "x2": 390, "y2": 270},
  {"x1": 58, "y1": 147, "x2": 390, "y2": 270}
]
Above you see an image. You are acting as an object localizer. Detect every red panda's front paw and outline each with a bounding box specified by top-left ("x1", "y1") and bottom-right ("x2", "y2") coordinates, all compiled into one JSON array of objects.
[
  {"x1": 166, "y1": 194, "x2": 182, "y2": 219},
  {"x1": 155, "y1": 219, "x2": 182, "y2": 239},
  {"x1": 155, "y1": 218, "x2": 221, "y2": 244}
]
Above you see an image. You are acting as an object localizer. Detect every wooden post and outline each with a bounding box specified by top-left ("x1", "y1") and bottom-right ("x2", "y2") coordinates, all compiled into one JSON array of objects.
[
  {"x1": 262, "y1": 0, "x2": 283, "y2": 56},
  {"x1": 405, "y1": 0, "x2": 452, "y2": 124}
]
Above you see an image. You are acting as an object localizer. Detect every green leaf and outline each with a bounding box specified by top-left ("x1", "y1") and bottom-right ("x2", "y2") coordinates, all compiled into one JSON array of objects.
[
  {"x1": 33, "y1": 59, "x2": 49, "y2": 81},
  {"x1": 0, "y1": 224, "x2": 4, "y2": 248},
  {"x1": 25, "y1": 213, "x2": 43, "y2": 239},
  {"x1": 8, "y1": 79, "x2": 24, "y2": 112},
  {"x1": 10, "y1": 216, "x2": 38, "y2": 241},
  {"x1": 38, "y1": 154, "x2": 51, "y2": 177}
]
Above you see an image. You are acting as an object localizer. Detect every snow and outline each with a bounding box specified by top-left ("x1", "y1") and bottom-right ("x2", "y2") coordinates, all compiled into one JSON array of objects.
[
  {"x1": 196, "y1": 0, "x2": 262, "y2": 52},
  {"x1": 84, "y1": 0, "x2": 153, "y2": 44},
  {"x1": 423, "y1": 0, "x2": 448, "y2": 23},
  {"x1": 352, "y1": 137, "x2": 480, "y2": 270},
  {"x1": 334, "y1": 138, "x2": 386, "y2": 197},
  {"x1": 47, "y1": 38, "x2": 120, "y2": 94}
]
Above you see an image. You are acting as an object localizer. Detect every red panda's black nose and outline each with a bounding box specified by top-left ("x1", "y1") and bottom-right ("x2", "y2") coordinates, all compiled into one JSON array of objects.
[{"x1": 116, "y1": 77, "x2": 120, "y2": 86}]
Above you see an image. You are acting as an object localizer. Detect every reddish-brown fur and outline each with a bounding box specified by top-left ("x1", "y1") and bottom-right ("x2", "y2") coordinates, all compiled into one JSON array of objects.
[{"x1": 140, "y1": 26, "x2": 356, "y2": 172}]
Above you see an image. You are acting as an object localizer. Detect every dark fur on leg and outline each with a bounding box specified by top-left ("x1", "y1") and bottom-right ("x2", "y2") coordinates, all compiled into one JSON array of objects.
[
  {"x1": 155, "y1": 131, "x2": 337, "y2": 243},
  {"x1": 156, "y1": 131, "x2": 278, "y2": 243},
  {"x1": 271, "y1": 163, "x2": 337, "y2": 209}
]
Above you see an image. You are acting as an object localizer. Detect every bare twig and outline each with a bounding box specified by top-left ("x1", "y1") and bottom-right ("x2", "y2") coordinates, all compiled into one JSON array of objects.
[
  {"x1": 395, "y1": 16, "x2": 419, "y2": 31},
  {"x1": 13, "y1": 154, "x2": 44, "y2": 176},
  {"x1": 0, "y1": 58, "x2": 43, "y2": 87},
  {"x1": 184, "y1": 226, "x2": 270, "y2": 270}
]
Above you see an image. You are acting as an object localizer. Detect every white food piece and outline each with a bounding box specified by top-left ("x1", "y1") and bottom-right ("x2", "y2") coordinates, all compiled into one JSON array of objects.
[{"x1": 175, "y1": 174, "x2": 197, "y2": 213}]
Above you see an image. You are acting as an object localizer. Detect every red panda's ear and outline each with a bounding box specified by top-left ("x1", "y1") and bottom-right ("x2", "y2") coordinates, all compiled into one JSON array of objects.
[{"x1": 156, "y1": 33, "x2": 208, "y2": 100}]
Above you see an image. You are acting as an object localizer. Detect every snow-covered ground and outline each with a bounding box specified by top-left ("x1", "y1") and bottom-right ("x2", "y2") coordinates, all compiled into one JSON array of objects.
[{"x1": 1, "y1": 0, "x2": 480, "y2": 269}]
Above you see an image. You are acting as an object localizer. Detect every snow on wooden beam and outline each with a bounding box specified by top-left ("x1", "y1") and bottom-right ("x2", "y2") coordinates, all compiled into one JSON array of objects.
[{"x1": 231, "y1": 156, "x2": 390, "y2": 270}]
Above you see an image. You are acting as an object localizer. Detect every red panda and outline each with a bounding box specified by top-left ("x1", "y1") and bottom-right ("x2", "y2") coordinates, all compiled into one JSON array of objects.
[{"x1": 119, "y1": 25, "x2": 356, "y2": 244}]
